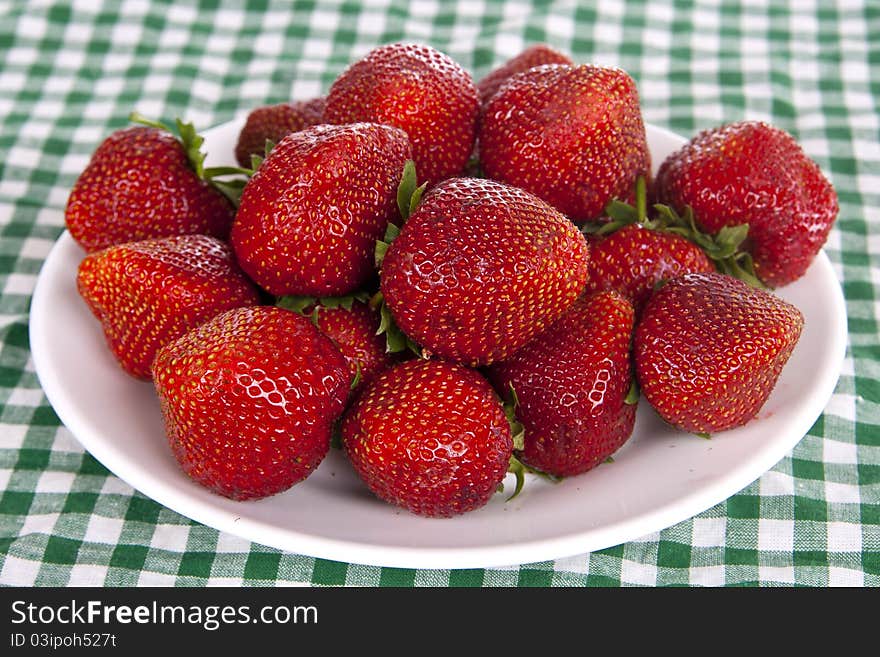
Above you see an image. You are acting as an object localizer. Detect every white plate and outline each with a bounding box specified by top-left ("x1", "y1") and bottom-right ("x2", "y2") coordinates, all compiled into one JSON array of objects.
[{"x1": 29, "y1": 118, "x2": 848, "y2": 569}]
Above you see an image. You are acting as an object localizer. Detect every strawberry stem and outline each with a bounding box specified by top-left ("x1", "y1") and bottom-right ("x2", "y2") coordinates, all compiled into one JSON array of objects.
[
  {"x1": 585, "y1": 175, "x2": 767, "y2": 289},
  {"x1": 128, "y1": 111, "x2": 251, "y2": 206},
  {"x1": 128, "y1": 111, "x2": 172, "y2": 133},
  {"x1": 635, "y1": 174, "x2": 647, "y2": 222}
]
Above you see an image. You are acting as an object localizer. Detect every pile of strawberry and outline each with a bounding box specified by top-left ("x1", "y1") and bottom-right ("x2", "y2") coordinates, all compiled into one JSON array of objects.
[{"x1": 66, "y1": 43, "x2": 837, "y2": 518}]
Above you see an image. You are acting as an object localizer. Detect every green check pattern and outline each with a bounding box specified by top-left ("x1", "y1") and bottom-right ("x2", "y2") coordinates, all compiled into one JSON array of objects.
[{"x1": 1, "y1": 0, "x2": 878, "y2": 587}]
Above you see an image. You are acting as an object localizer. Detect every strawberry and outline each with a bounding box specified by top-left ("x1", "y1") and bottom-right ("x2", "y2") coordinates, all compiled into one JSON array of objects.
[
  {"x1": 65, "y1": 115, "x2": 236, "y2": 253},
  {"x1": 234, "y1": 97, "x2": 325, "y2": 167},
  {"x1": 231, "y1": 122, "x2": 411, "y2": 297},
  {"x1": 341, "y1": 358, "x2": 513, "y2": 517},
  {"x1": 277, "y1": 295, "x2": 398, "y2": 393},
  {"x1": 583, "y1": 178, "x2": 715, "y2": 313},
  {"x1": 478, "y1": 63, "x2": 650, "y2": 224},
  {"x1": 379, "y1": 177, "x2": 590, "y2": 366},
  {"x1": 76, "y1": 234, "x2": 261, "y2": 379},
  {"x1": 488, "y1": 291, "x2": 637, "y2": 478},
  {"x1": 653, "y1": 120, "x2": 838, "y2": 288},
  {"x1": 153, "y1": 305, "x2": 351, "y2": 500},
  {"x1": 323, "y1": 42, "x2": 479, "y2": 185},
  {"x1": 634, "y1": 272, "x2": 804, "y2": 434},
  {"x1": 477, "y1": 43, "x2": 573, "y2": 107},
  {"x1": 585, "y1": 224, "x2": 715, "y2": 314}
]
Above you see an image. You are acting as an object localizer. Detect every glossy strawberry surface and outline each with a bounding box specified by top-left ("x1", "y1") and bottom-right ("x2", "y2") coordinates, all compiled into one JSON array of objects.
[
  {"x1": 476, "y1": 43, "x2": 573, "y2": 106},
  {"x1": 231, "y1": 122, "x2": 411, "y2": 296},
  {"x1": 479, "y1": 64, "x2": 650, "y2": 224},
  {"x1": 584, "y1": 223, "x2": 715, "y2": 314},
  {"x1": 634, "y1": 272, "x2": 804, "y2": 434},
  {"x1": 489, "y1": 291, "x2": 636, "y2": 477},
  {"x1": 234, "y1": 97, "x2": 325, "y2": 167},
  {"x1": 380, "y1": 177, "x2": 590, "y2": 366},
  {"x1": 76, "y1": 234, "x2": 261, "y2": 379},
  {"x1": 311, "y1": 299, "x2": 398, "y2": 393},
  {"x1": 654, "y1": 121, "x2": 838, "y2": 288},
  {"x1": 342, "y1": 358, "x2": 512, "y2": 518},
  {"x1": 323, "y1": 42, "x2": 479, "y2": 185},
  {"x1": 66, "y1": 126, "x2": 235, "y2": 253},
  {"x1": 153, "y1": 306, "x2": 351, "y2": 500}
]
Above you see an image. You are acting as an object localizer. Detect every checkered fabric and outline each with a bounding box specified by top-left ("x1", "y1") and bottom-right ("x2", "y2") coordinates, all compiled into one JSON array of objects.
[{"x1": 1, "y1": 0, "x2": 877, "y2": 587}]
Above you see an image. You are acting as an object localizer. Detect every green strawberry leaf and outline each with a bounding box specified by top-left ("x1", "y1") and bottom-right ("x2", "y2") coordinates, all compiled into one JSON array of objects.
[
  {"x1": 203, "y1": 165, "x2": 254, "y2": 178},
  {"x1": 396, "y1": 159, "x2": 426, "y2": 221},
  {"x1": 373, "y1": 292, "x2": 420, "y2": 356},
  {"x1": 209, "y1": 178, "x2": 247, "y2": 206},
  {"x1": 599, "y1": 175, "x2": 649, "y2": 230},
  {"x1": 374, "y1": 222, "x2": 401, "y2": 269},
  {"x1": 350, "y1": 362, "x2": 362, "y2": 391},
  {"x1": 504, "y1": 456, "x2": 527, "y2": 501},
  {"x1": 276, "y1": 295, "x2": 317, "y2": 315},
  {"x1": 175, "y1": 118, "x2": 206, "y2": 179},
  {"x1": 278, "y1": 292, "x2": 370, "y2": 317},
  {"x1": 130, "y1": 111, "x2": 252, "y2": 204},
  {"x1": 603, "y1": 200, "x2": 640, "y2": 226},
  {"x1": 624, "y1": 379, "x2": 640, "y2": 405},
  {"x1": 374, "y1": 241, "x2": 390, "y2": 268}
]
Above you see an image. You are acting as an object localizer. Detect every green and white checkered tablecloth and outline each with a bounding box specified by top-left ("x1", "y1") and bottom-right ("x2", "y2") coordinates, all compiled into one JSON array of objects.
[{"x1": 1, "y1": 0, "x2": 877, "y2": 587}]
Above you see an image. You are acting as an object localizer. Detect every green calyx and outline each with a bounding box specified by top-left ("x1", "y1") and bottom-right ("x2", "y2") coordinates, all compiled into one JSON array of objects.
[
  {"x1": 583, "y1": 175, "x2": 650, "y2": 236},
  {"x1": 624, "y1": 379, "x2": 640, "y2": 405},
  {"x1": 582, "y1": 175, "x2": 765, "y2": 289},
  {"x1": 128, "y1": 111, "x2": 252, "y2": 206},
  {"x1": 396, "y1": 159, "x2": 426, "y2": 222},
  {"x1": 370, "y1": 291, "x2": 424, "y2": 357},
  {"x1": 500, "y1": 384, "x2": 527, "y2": 501},
  {"x1": 374, "y1": 222, "x2": 400, "y2": 269},
  {"x1": 653, "y1": 204, "x2": 765, "y2": 289},
  {"x1": 503, "y1": 384, "x2": 526, "y2": 452},
  {"x1": 276, "y1": 291, "x2": 371, "y2": 326},
  {"x1": 374, "y1": 160, "x2": 423, "y2": 270}
]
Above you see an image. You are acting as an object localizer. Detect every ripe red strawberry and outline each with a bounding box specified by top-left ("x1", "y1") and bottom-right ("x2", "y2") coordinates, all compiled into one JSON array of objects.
[
  {"x1": 278, "y1": 296, "x2": 399, "y2": 393},
  {"x1": 634, "y1": 272, "x2": 804, "y2": 434},
  {"x1": 585, "y1": 224, "x2": 715, "y2": 314},
  {"x1": 65, "y1": 117, "x2": 236, "y2": 253},
  {"x1": 323, "y1": 42, "x2": 479, "y2": 185},
  {"x1": 153, "y1": 306, "x2": 351, "y2": 500},
  {"x1": 477, "y1": 43, "x2": 573, "y2": 106},
  {"x1": 341, "y1": 358, "x2": 513, "y2": 517},
  {"x1": 231, "y1": 122, "x2": 411, "y2": 297},
  {"x1": 488, "y1": 291, "x2": 636, "y2": 477},
  {"x1": 76, "y1": 234, "x2": 261, "y2": 379},
  {"x1": 379, "y1": 177, "x2": 590, "y2": 366},
  {"x1": 653, "y1": 121, "x2": 838, "y2": 288},
  {"x1": 583, "y1": 179, "x2": 716, "y2": 313},
  {"x1": 234, "y1": 97, "x2": 325, "y2": 167},
  {"x1": 478, "y1": 64, "x2": 650, "y2": 224}
]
